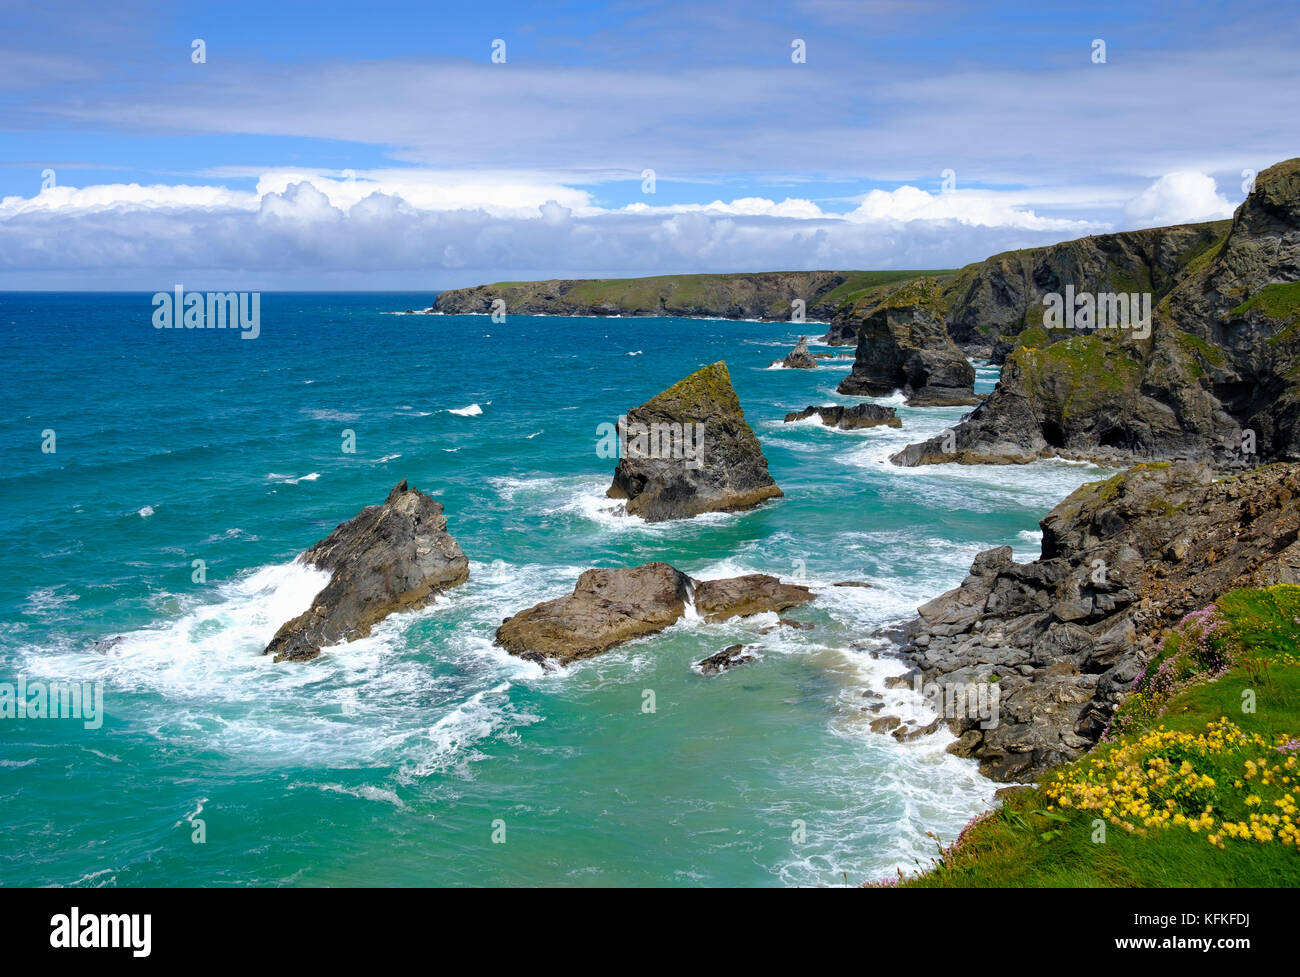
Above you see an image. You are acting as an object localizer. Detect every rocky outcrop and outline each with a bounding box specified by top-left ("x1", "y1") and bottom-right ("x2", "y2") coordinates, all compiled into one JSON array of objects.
[
  {"x1": 772, "y1": 336, "x2": 817, "y2": 369},
  {"x1": 896, "y1": 461, "x2": 1300, "y2": 781},
  {"x1": 942, "y1": 220, "x2": 1232, "y2": 354},
  {"x1": 263, "y1": 480, "x2": 469, "y2": 662},
  {"x1": 495, "y1": 563, "x2": 814, "y2": 665},
  {"x1": 783, "y1": 404, "x2": 901, "y2": 429},
  {"x1": 835, "y1": 278, "x2": 979, "y2": 406},
  {"x1": 892, "y1": 158, "x2": 1300, "y2": 469},
  {"x1": 606, "y1": 361, "x2": 783, "y2": 521}
]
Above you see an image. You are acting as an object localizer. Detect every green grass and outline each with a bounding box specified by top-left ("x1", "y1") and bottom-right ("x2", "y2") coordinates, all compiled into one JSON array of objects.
[
  {"x1": 820, "y1": 270, "x2": 954, "y2": 310},
  {"x1": 1231, "y1": 281, "x2": 1300, "y2": 322},
  {"x1": 897, "y1": 586, "x2": 1300, "y2": 888},
  {"x1": 1013, "y1": 334, "x2": 1144, "y2": 421}
]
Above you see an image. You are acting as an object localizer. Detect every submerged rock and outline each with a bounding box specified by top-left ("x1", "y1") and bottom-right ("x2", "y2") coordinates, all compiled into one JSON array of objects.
[
  {"x1": 783, "y1": 404, "x2": 901, "y2": 429},
  {"x1": 696, "y1": 644, "x2": 759, "y2": 675},
  {"x1": 495, "y1": 562, "x2": 813, "y2": 665},
  {"x1": 606, "y1": 360, "x2": 783, "y2": 521},
  {"x1": 264, "y1": 480, "x2": 469, "y2": 662}
]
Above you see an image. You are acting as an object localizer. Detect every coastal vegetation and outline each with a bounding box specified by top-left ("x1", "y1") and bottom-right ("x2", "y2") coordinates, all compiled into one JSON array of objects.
[{"x1": 900, "y1": 586, "x2": 1300, "y2": 887}]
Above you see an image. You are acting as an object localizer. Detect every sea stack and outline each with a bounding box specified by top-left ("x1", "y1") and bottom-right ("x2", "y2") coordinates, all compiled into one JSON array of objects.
[
  {"x1": 835, "y1": 277, "x2": 978, "y2": 406},
  {"x1": 264, "y1": 480, "x2": 469, "y2": 662},
  {"x1": 606, "y1": 360, "x2": 783, "y2": 521},
  {"x1": 772, "y1": 335, "x2": 817, "y2": 369}
]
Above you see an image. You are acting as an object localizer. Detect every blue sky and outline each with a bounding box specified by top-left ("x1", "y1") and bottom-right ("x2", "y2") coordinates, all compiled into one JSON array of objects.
[{"x1": 1, "y1": 0, "x2": 1296, "y2": 288}]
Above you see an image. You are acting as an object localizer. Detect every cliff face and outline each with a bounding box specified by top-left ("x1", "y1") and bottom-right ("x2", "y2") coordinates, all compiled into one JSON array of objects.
[
  {"x1": 942, "y1": 220, "x2": 1231, "y2": 354},
  {"x1": 892, "y1": 157, "x2": 1300, "y2": 470},
  {"x1": 817, "y1": 221, "x2": 1229, "y2": 350},
  {"x1": 900, "y1": 462, "x2": 1300, "y2": 781},
  {"x1": 431, "y1": 270, "x2": 936, "y2": 322}
]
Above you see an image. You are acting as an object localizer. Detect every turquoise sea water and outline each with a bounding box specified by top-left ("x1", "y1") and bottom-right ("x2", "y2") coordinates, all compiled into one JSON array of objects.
[{"x1": 0, "y1": 293, "x2": 1109, "y2": 887}]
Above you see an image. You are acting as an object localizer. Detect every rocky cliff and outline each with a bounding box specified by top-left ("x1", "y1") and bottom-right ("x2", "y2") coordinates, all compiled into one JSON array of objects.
[
  {"x1": 942, "y1": 220, "x2": 1232, "y2": 355},
  {"x1": 892, "y1": 157, "x2": 1300, "y2": 470},
  {"x1": 896, "y1": 461, "x2": 1300, "y2": 781}
]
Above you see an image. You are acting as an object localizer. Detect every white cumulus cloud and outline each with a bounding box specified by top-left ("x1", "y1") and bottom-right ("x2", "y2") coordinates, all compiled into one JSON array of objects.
[{"x1": 1123, "y1": 172, "x2": 1236, "y2": 227}]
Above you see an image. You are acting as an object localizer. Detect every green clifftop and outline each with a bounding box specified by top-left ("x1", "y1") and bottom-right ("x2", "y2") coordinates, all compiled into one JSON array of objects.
[{"x1": 429, "y1": 269, "x2": 946, "y2": 321}]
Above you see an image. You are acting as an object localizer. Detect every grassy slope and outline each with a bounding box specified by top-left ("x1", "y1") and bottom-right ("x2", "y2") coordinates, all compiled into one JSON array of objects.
[{"x1": 899, "y1": 585, "x2": 1300, "y2": 888}]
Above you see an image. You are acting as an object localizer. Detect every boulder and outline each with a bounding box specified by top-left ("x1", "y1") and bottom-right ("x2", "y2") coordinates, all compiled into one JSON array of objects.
[
  {"x1": 264, "y1": 480, "x2": 469, "y2": 662},
  {"x1": 693, "y1": 574, "x2": 814, "y2": 621},
  {"x1": 495, "y1": 563, "x2": 813, "y2": 665},
  {"x1": 606, "y1": 361, "x2": 783, "y2": 521}
]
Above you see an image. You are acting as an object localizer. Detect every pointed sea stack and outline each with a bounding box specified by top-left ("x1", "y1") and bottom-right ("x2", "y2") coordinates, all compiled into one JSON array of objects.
[
  {"x1": 772, "y1": 335, "x2": 817, "y2": 369},
  {"x1": 606, "y1": 360, "x2": 783, "y2": 521},
  {"x1": 264, "y1": 480, "x2": 470, "y2": 662}
]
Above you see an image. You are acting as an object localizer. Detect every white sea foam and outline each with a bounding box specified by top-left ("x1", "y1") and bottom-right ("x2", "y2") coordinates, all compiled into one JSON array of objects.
[
  {"x1": 448, "y1": 403, "x2": 483, "y2": 416},
  {"x1": 303, "y1": 408, "x2": 361, "y2": 421},
  {"x1": 267, "y1": 472, "x2": 321, "y2": 485}
]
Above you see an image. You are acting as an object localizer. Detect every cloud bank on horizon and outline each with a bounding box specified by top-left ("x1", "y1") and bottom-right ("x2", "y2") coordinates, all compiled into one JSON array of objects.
[{"x1": 0, "y1": 0, "x2": 1294, "y2": 289}]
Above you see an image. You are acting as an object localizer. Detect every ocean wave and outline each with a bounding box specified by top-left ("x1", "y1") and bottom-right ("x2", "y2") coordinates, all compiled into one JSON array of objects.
[{"x1": 448, "y1": 403, "x2": 483, "y2": 416}]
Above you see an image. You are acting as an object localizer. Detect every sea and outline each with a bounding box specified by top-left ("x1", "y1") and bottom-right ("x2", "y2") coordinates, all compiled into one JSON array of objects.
[{"x1": 0, "y1": 292, "x2": 1110, "y2": 887}]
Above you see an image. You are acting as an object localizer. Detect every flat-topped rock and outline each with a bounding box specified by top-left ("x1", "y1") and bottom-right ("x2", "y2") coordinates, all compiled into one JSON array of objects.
[
  {"x1": 693, "y1": 574, "x2": 815, "y2": 621},
  {"x1": 264, "y1": 480, "x2": 469, "y2": 662},
  {"x1": 495, "y1": 562, "x2": 813, "y2": 665}
]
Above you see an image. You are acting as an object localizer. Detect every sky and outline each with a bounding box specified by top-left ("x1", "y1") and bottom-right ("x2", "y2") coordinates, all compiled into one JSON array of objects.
[{"x1": 1, "y1": 0, "x2": 1296, "y2": 290}]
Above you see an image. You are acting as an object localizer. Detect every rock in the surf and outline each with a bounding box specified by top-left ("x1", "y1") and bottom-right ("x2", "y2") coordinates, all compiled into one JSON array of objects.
[
  {"x1": 606, "y1": 360, "x2": 783, "y2": 521},
  {"x1": 692, "y1": 574, "x2": 814, "y2": 621},
  {"x1": 783, "y1": 404, "x2": 901, "y2": 429},
  {"x1": 771, "y1": 335, "x2": 817, "y2": 369},
  {"x1": 264, "y1": 480, "x2": 469, "y2": 662},
  {"x1": 696, "y1": 644, "x2": 759, "y2": 675},
  {"x1": 495, "y1": 562, "x2": 813, "y2": 665}
]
